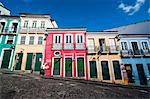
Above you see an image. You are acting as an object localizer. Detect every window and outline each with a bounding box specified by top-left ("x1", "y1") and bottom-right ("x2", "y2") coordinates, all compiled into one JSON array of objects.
[
  {"x1": 7, "y1": 35, "x2": 14, "y2": 44},
  {"x1": 141, "y1": 42, "x2": 149, "y2": 50},
  {"x1": 77, "y1": 35, "x2": 83, "y2": 43},
  {"x1": 54, "y1": 35, "x2": 61, "y2": 43},
  {"x1": 29, "y1": 36, "x2": 34, "y2": 45},
  {"x1": 87, "y1": 38, "x2": 95, "y2": 51},
  {"x1": 32, "y1": 21, "x2": 37, "y2": 28},
  {"x1": 38, "y1": 36, "x2": 43, "y2": 45},
  {"x1": 112, "y1": 61, "x2": 122, "y2": 80},
  {"x1": 101, "y1": 61, "x2": 110, "y2": 80},
  {"x1": 65, "y1": 35, "x2": 72, "y2": 43},
  {"x1": 121, "y1": 42, "x2": 128, "y2": 50},
  {"x1": 20, "y1": 36, "x2": 26, "y2": 44},
  {"x1": 24, "y1": 20, "x2": 28, "y2": 28},
  {"x1": 41, "y1": 21, "x2": 45, "y2": 28}
]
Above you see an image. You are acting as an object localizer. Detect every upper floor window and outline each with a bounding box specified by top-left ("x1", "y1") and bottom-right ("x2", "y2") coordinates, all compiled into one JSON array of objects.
[
  {"x1": 32, "y1": 21, "x2": 37, "y2": 28},
  {"x1": 121, "y1": 42, "x2": 128, "y2": 50},
  {"x1": 65, "y1": 35, "x2": 72, "y2": 43},
  {"x1": 141, "y1": 42, "x2": 149, "y2": 50},
  {"x1": 0, "y1": 22, "x2": 6, "y2": 32},
  {"x1": 54, "y1": 35, "x2": 61, "y2": 43},
  {"x1": 24, "y1": 20, "x2": 28, "y2": 28},
  {"x1": 87, "y1": 38, "x2": 95, "y2": 50},
  {"x1": 29, "y1": 36, "x2": 34, "y2": 45},
  {"x1": 41, "y1": 21, "x2": 45, "y2": 28},
  {"x1": 38, "y1": 36, "x2": 43, "y2": 45},
  {"x1": 7, "y1": 35, "x2": 14, "y2": 44},
  {"x1": 20, "y1": 36, "x2": 26, "y2": 44},
  {"x1": 77, "y1": 35, "x2": 83, "y2": 43}
]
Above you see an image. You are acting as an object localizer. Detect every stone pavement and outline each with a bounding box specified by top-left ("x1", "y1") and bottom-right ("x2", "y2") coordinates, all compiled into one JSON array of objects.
[{"x1": 0, "y1": 70, "x2": 150, "y2": 99}]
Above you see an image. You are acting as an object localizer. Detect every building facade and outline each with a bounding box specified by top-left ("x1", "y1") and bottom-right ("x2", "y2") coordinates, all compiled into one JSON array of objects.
[
  {"x1": 13, "y1": 13, "x2": 58, "y2": 72},
  {"x1": 0, "y1": 2, "x2": 10, "y2": 15},
  {"x1": 86, "y1": 31, "x2": 124, "y2": 84},
  {"x1": 117, "y1": 21, "x2": 150, "y2": 86},
  {"x1": 44, "y1": 28, "x2": 88, "y2": 80},
  {"x1": 0, "y1": 15, "x2": 20, "y2": 71}
]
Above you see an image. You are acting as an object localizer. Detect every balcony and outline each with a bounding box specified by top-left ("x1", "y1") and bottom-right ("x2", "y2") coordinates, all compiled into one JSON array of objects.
[
  {"x1": 20, "y1": 27, "x2": 46, "y2": 33},
  {"x1": 0, "y1": 28, "x2": 18, "y2": 34},
  {"x1": 76, "y1": 43, "x2": 85, "y2": 50},
  {"x1": 109, "y1": 46, "x2": 119, "y2": 53},
  {"x1": 64, "y1": 43, "x2": 74, "y2": 50},
  {"x1": 52, "y1": 43, "x2": 62, "y2": 50},
  {"x1": 121, "y1": 49, "x2": 150, "y2": 57},
  {"x1": 87, "y1": 45, "x2": 97, "y2": 54},
  {"x1": 98, "y1": 46, "x2": 109, "y2": 54}
]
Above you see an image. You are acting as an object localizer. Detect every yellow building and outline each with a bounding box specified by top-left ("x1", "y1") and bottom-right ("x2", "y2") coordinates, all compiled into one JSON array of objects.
[
  {"x1": 86, "y1": 31, "x2": 124, "y2": 84},
  {"x1": 13, "y1": 13, "x2": 58, "y2": 72}
]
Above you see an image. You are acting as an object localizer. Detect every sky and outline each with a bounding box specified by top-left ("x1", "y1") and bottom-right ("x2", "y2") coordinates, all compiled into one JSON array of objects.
[{"x1": 1, "y1": 0, "x2": 149, "y2": 31}]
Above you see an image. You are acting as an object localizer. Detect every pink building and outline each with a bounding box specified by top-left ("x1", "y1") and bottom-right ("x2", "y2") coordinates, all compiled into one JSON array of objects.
[{"x1": 44, "y1": 28, "x2": 88, "y2": 80}]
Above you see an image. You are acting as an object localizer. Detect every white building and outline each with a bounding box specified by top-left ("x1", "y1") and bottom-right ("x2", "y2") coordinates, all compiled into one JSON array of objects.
[{"x1": 0, "y1": 2, "x2": 10, "y2": 15}]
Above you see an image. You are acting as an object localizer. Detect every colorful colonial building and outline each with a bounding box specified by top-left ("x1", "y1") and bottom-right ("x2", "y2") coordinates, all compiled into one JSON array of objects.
[
  {"x1": 0, "y1": 15, "x2": 20, "y2": 71},
  {"x1": 44, "y1": 28, "x2": 88, "y2": 80},
  {"x1": 86, "y1": 31, "x2": 124, "y2": 84},
  {"x1": 13, "y1": 13, "x2": 58, "y2": 72}
]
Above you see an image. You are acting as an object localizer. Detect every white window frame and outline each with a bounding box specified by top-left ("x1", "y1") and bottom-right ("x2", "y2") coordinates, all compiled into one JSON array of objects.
[
  {"x1": 76, "y1": 34, "x2": 84, "y2": 43},
  {"x1": 24, "y1": 20, "x2": 28, "y2": 28},
  {"x1": 64, "y1": 34, "x2": 73, "y2": 43},
  {"x1": 6, "y1": 35, "x2": 15, "y2": 44},
  {"x1": 29, "y1": 36, "x2": 35, "y2": 45},
  {"x1": 38, "y1": 36, "x2": 43, "y2": 45},
  {"x1": 53, "y1": 34, "x2": 62, "y2": 44},
  {"x1": 40, "y1": 21, "x2": 45, "y2": 28},
  {"x1": 20, "y1": 36, "x2": 26, "y2": 45},
  {"x1": 32, "y1": 21, "x2": 37, "y2": 28},
  {"x1": 121, "y1": 41, "x2": 128, "y2": 50},
  {"x1": 141, "y1": 41, "x2": 149, "y2": 50}
]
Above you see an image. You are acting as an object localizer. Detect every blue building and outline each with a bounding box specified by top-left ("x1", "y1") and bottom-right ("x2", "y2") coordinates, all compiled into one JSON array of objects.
[{"x1": 106, "y1": 20, "x2": 150, "y2": 86}]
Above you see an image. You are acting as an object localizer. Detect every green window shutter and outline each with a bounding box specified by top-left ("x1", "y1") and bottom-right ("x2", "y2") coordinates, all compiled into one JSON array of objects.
[
  {"x1": 34, "y1": 53, "x2": 43, "y2": 71},
  {"x1": 15, "y1": 53, "x2": 23, "y2": 70},
  {"x1": 1, "y1": 50, "x2": 12, "y2": 68},
  {"x1": 113, "y1": 61, "x2": 122, "y2": 80},
  {"x1": 77, "y1": 57, "x2": 85, "y2": 77},
  {"x1": 53, "y1": 58, "x2": 60, "y2": 75},
  {"x1": 26, "y1": 53, "x2": 33, "y2": 70},
  {"x1": 101, "y1": 61, "x2": 110, "y2": 80},
  {"x1": 89, "y1": 61, "x2": 97, "y2": 78},
  {"x1": 65, "y1": 58, "x2": 72, "y2": 77}
]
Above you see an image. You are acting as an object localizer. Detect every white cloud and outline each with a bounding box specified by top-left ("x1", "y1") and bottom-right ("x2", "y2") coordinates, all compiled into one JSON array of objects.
[
  {"x1": 148, "y1": 8, "x2": 150, "y2": 14},
  {"x1": 118, "y1": 0, "x2": 145, "y2": 15}
]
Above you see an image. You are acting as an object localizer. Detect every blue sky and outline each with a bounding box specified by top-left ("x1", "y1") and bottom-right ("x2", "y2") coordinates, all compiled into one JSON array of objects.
[{"x1": 1, "y1": 0, "x2": 149, "y2": 31}]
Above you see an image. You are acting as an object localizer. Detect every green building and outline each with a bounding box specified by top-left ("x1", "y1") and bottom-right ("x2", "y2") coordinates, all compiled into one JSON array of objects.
[{"x1": 0, "y1": 15, "x2": 20, "y2": 71}]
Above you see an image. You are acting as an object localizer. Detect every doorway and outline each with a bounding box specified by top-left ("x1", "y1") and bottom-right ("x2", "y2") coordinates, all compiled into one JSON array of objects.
[
  {"x1": 53, "y1": 58, "x2": 61, "y2": 76},
  {"x1": 65, "y1": 58, "x2": 72, "y2": 77},
  {"x1": 77, "y1": 57, "x2": 85, "y2": 77},
  {"x1": 89, "y1": 61, "x2": 97, "y2": 78},
  {"x1": 136, "y1": 64, "x2": 147, "y2": 85},
  {"x1": 125, "y1": 64, "x2": 134, "y2": 83},
  {"x1": 15, "y1": 53, "x2": 23, "y2": 70},
  {"x1": 1, "y1": 49, "x2": 12, "y2": 69}
]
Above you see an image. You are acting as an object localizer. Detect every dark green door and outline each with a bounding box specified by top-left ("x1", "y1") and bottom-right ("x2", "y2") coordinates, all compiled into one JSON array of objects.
[
  {"x1": 77, "y1": 57, "x2": 85, "y2": 77},
  {"x1": 53, "y1": 58, "x2": 61, "y2": 75},
  {"x1": 15, "y1": 53, "x2": 23, "y2": 70},
  {"x1": 113, "y1": 61, "x2": 122, "y2": 80},
  {"x1": 136, "y1": 64, "x2": 147, "y2": 85},
  {"x1": 65, "y1": 58, "x2": 72, "y2": 77},
  {"x1": 1, "y1": 50, "x2": 12, "y2": 68},
  {"x1": 89, "y1": 61, "x2": 97, "y2": 78},
  {"x1": 26, "y1": 53, "x2": 33, "y2": 70},
  {"x1": 34, "y1": 53, "x2": 43, "y2": 71},
  {"x1": 101, "y1": 61, "x2": 110, "y2": 80}
]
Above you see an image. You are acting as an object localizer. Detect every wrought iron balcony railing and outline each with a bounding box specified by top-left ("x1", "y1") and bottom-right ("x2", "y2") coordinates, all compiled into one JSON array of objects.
[
  {"x1": 121, "y1": 49, "x2": 150, "y2": 57},
  {"x1": 0, "y1": 28, "x2": 18, "y2": 34},
  {"x1": 20, "y1": 27, "x2": 46, "y2": 33}
]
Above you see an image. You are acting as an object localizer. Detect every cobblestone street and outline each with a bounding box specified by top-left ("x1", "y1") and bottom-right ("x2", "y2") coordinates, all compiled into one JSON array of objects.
[{"x1": 0, "y1": 71, "x2": 149, "y2": 99}]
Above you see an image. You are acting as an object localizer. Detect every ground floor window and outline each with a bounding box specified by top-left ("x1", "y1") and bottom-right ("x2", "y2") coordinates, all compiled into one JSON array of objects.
[
  {"x1": 65, "y1": 58, "x2": 72, "y2": 77},
  {"x1": 112, "y1": 60, "x2": 122, "y2": 80},
  {"x1": 26, "y1": 53, "x2": 33, "y2": 70},
  {"x1": 77, "y1": 57, "x2": 85, "y2": 77},
  {"x1": 89, "y1": 61, "x2": 97, "y2": 78},
  {"x1": 101, "y1": 61, "x2": 110, "y2": 80}
]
